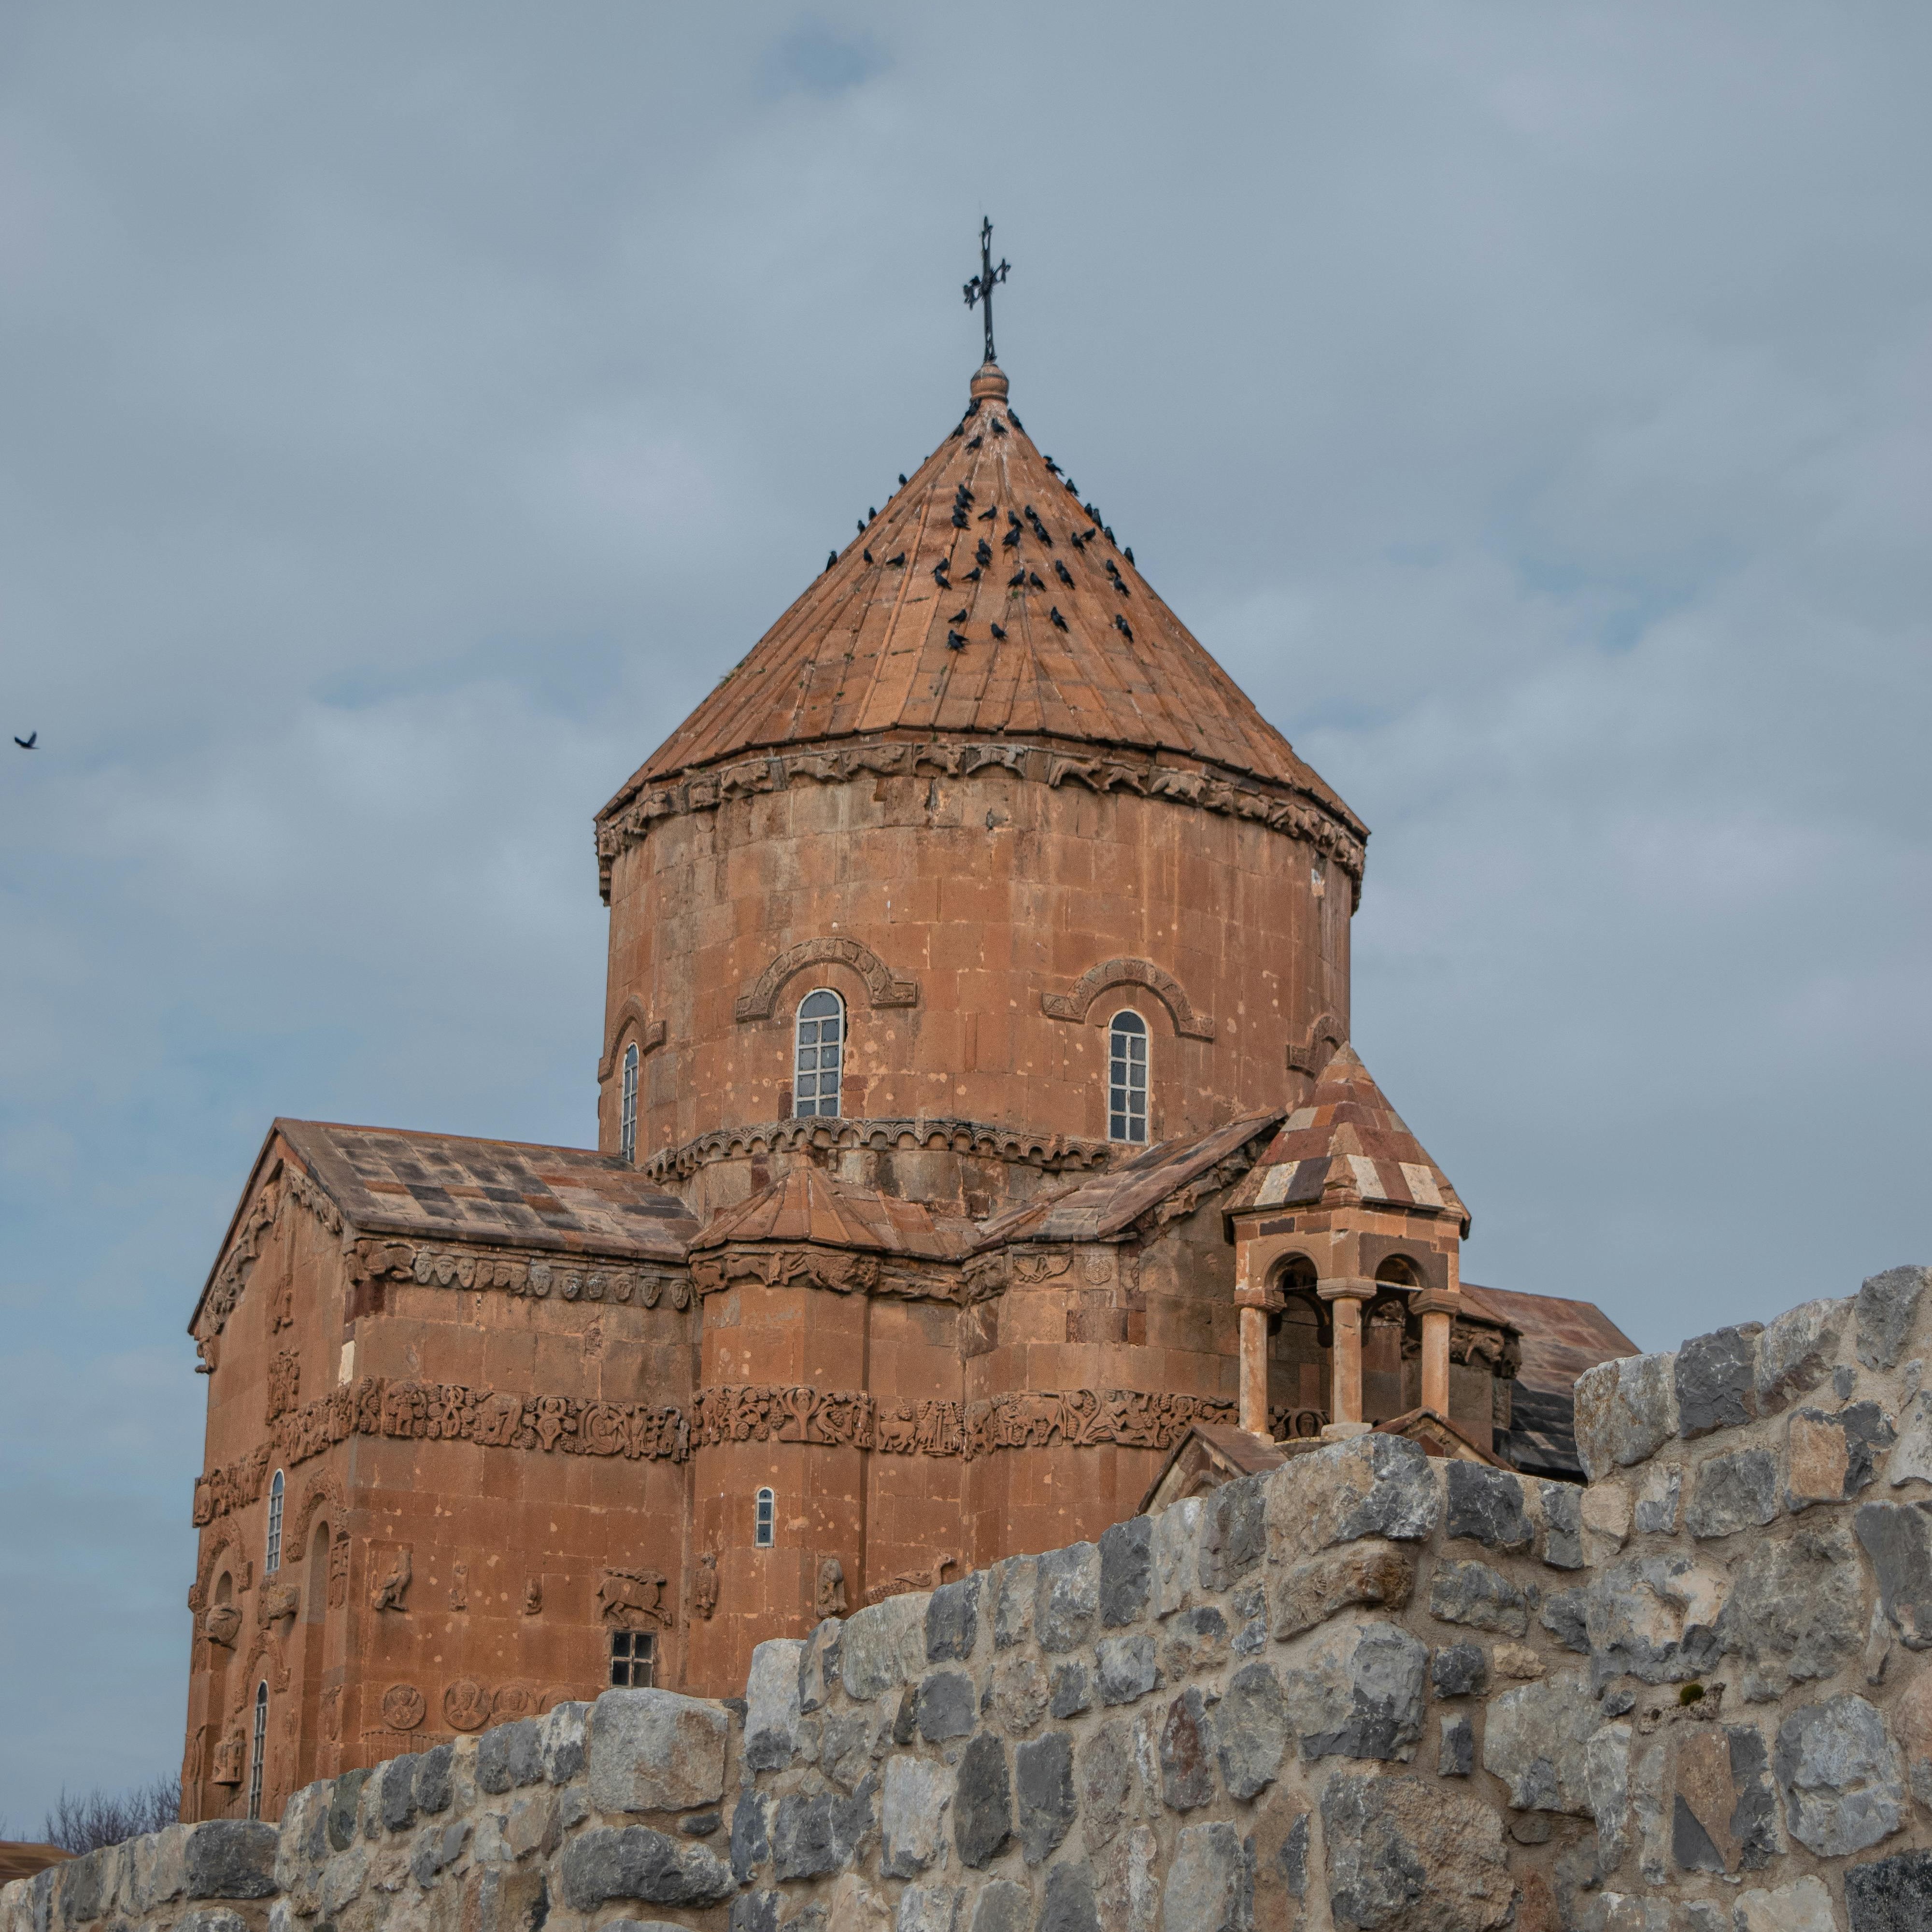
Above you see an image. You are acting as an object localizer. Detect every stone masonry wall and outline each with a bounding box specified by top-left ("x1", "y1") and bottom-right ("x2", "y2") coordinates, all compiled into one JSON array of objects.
[{"x1": 12, "y1": 1267, "x2": 1932, "y2": 1932}]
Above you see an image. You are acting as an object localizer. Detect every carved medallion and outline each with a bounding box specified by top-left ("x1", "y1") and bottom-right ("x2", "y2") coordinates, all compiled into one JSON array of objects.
[
  {"x1": 381, "y1": 1683, "x2": 426, "y2": 1732},
  {"x1": 539, "y1": 1685, "x2": 576, "y2": 1713},
  {"x1": 491, "y1": 1683, "x2": 535, "y2": 1720},
  {"x1": 443, "y1": 1678, "x2": 491, "y2": 1732}
]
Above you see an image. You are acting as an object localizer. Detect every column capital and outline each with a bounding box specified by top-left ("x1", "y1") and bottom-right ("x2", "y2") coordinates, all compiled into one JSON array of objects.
[
  {"x1": 1412, "y1": 1291, "x2": 1461, "y2": 1318},
  {"x1": 1234, "y1": 1283, "x2": 1283, "y2": 1311},
  {"x1": 1317, "y1": 1277, "x2": 1377, "y2": 1305}
]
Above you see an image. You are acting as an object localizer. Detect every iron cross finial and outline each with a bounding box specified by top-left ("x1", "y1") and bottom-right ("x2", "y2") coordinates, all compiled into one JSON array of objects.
[{"x1": 963, "y1": 216, "x2": 1010, "y2": 366}]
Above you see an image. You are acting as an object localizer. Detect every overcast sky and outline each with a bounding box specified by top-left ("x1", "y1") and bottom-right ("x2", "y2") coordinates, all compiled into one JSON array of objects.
[{"x1": 2, "y1": 2, "x2": 1927, "y2": 1823}]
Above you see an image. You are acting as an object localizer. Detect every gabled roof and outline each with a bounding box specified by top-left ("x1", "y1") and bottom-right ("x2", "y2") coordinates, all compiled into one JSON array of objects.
[
  {"x1": 278, "y1": 1119, "x2": 696, "y2": 1261},
  {"x1": 600, "y1": 363, "x2": 1359, "y2": 830},
  {"x1": 691, "y1": 1165, "x2": 975, "y2": 1262},
  {"x1": 1221, "y1": 1045, "x2": 1468, "y2": 1234},
  {"x1": 972, "y1": 1112, "x2": 1283, "y2": 1249}
]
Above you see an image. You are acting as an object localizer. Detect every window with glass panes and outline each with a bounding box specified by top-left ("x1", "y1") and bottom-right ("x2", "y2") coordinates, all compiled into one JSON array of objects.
[
  {"x1": 754, "y1": 1487, "x2": 775, "y2": 1547},
  {"x1": 620, "y1": 1041, "x2": 639, "y2": 1161},
  {"x1": 610, "y1": 1629, "x2": 655, "y2": 1687},
  {"x1": 265, "y1": 1469, "x2": 284, "y2": 1573},
  {"x1": 248, "y1": 1682, "x2": 268, "y2": 1819},
  {"x1": 793, "y1": 990, "x2": 843, "y2": 1117},
  {"x1": 1108, "y1": 1011, "x2": 1149, "y2": 1143}
]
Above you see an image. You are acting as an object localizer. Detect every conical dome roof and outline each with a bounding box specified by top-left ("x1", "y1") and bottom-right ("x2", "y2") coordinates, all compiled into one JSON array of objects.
[{"x1": 604, "y1": 364, "x2": 1360, "y2": 831}]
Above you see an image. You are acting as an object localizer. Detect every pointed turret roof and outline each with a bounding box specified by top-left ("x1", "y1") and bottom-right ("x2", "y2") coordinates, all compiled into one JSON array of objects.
[
  {"x1": 1222, "y1": 1044, "x2": 1469, "y2": 1234},
  {"x1": 603, "y1": 364, "x2": 1360, "y2": 832}
]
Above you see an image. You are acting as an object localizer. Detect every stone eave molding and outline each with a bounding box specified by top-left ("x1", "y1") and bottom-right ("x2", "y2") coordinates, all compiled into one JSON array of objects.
[{"x1": 639, "y1": 1116, "x2": 1114, "y2": 1184}]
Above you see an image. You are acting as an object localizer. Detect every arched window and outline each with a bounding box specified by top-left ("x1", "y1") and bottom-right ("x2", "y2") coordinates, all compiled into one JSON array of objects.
[
  {"x1": 793, "y1": 990, "x2": 844, "y2": 1118},
  {"x1": 247, "y1": 1681, "x2": 269, "y2": 1819},
  {"x1": 265, "y1": 1470, "x2": 284, "y2": 1574},
  {"x1": 754, "y1": 1487, "x2": 776, "y2": 1548},
  {"x1": 1107, "y1": 1011, "x2": 1149, "y2": 1144},
  {"x1": 620, "y1": 1041, "x2": 640, "y2": 1162}
]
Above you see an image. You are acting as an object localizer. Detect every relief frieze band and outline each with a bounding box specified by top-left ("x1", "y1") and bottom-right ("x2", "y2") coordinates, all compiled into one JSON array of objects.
[
  {"x1": 641, "y1": 1116, "x2": 1111, "y2": 1184},
  {"x1": 594, "y1": 736, "x2": 1366, "y2": 905},
  {"x1": 351, "y1": 1242, "x2": 692, "y2": 1309}
]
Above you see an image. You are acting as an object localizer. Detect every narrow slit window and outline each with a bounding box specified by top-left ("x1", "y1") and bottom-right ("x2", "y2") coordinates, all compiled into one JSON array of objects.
[
  {"x1": 1108, "y1": 1011, "x2": 1149, "y2": 1143},
  {"x1": 247, "y1": 1681, "x2": 268, "y2": 1819},
  {"x1": 620, "y1": 1041, "x2": 639, "y2": 1162},
  {"x1": 793, "y1": 990, "x2": 844, "y2": 1118},
  {"x1": 754, "y1": 1487, "x2": 776, "y2": 1548},
  {"x1": 265, "y1": 1469, "x2": 284, "y2": 1574},
  {"x1": 610, "y1": 1629, "x2": 655, "y2": 1687}
]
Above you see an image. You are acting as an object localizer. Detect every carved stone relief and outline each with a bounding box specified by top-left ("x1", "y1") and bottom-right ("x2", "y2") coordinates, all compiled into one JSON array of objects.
[
  {"x1": 692, "y1": 1551, "x2": 718, "y2": 1622},
  {"x1": 369, "y1": 1547, "x2": 411, "y2": 1613},
  {"x1": 203, "y1": 1604, "x2": 241, "y2": 1648},
  {"x1": 351, "y1": 1241, "x2": 688, "y2": 1311},
  {"x1": 492, "y1": 1685, "x2": 535, "y2": 1720},
  {"x1": 733, "y1": 935, "x2": 919, "y2": 1022},
  {"x1": 690, "y1": 1244, "x2": 881, "y2": 1299},
  {"x1": 862, "y1": 1553, "x2": 957, "y2": 1610},
  {"x1": 380, "y1": 1684, "x2": 426, "y2": 1732},
  {"x1": 1040, "y1": 955, "x2": 1217, "y2": 1040},
  {"x1": 597, "y1": 1569, "x2": 674, "y2": 1630},
  {"x1": 443, "y1": 1679, "x2": 490, "y2": 1733},
  {"x1": 210, "y1": 1733, "x2": 244, "y2": 1786},
  {"x1": 815, "y1": 1558, "x2": 848, "y2": 1619},
  {"x1": 327, "y1": 1532, "x2": 350, "y2": 1608},
  {"x1": 266, "y1": 1352, "x2": 301, "y2": 1422},
  {"x1": 448, "y1": 1563, "x2": 468, "y2": 1611},
  {"x1": 522, "y1": 1579, "x2": 542, "y2": 1617}
]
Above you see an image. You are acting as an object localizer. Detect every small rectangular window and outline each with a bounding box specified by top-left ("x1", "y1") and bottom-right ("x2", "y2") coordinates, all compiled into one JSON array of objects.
[
  {"x1": 610, "y1": 1629, "x2": 656, "y2": 1687},
  {"x1": 755, "y1": 1487, "x2": 775, "y2": 1547}
]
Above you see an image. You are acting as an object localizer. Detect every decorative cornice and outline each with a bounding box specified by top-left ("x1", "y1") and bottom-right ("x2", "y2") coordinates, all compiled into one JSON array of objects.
[
  {"x1": 639, "y1": 1116, "x2": 1113, "y2": 1184},
  {"x1": 597, "y1": 996, "x2": 667, "y2": 1083},
  {"x1": 734, "y1": 936, "x2": 919, "y2": 1022},
  {"x1": 690, "y1": 1243, "x2": 974, "y2": 1307},
  {"x1": 196, "y1": 1162, "x2": 344, "y2": 1342},
  {"x1": 350, "y1": 1239, "x2": 691, "y2": 1310},
  {"x1": 1041, "y1": 956, "x2": 1216, "y2": 1041},
  {"x1": 593, "y1": 735, "x2": 1366, "y2": 905},
  {"x1": 1287, "y1": 1010, "x2": 1346, "y2": 1076}
]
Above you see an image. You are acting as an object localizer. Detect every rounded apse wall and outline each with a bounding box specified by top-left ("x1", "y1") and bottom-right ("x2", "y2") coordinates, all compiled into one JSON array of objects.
[{"x1": 600, "y1": 758, "x2": 1352, "y2": 1182}]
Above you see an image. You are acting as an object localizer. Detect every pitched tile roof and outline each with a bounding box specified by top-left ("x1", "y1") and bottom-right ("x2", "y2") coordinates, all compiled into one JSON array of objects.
[
  {"x1": 274, "y1": 1119, "x2": 699, "y2": 1263},
  {"x1": 1220, "y1": 1045, "x2": 1468, "y2": 1234},
  {"x1": 690, "y1": 1165, "x2": 975, "y2": 1261},
  {"x1": 600, "y1": 363, "x2": 1359, "y2": 829},
  {"x1": 972, "y1": 1112, "x2": 1284, "y2": 1248}
]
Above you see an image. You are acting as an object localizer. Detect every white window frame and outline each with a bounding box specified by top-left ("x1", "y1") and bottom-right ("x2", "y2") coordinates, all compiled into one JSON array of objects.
[
  {"x1": 248, "y1": 1681, "x2": 269, "y2": 1819},
  {"x1": 792, "y1": 989, "x2": 845, "y2": 1119},
  {"x1": 265, "y1": 1469, "x2": 284, "y2": 1574},
  {"x1": 754, "y1": 1487, "x2": 776, "y2": 1548},
  {"x1": 620, "y1": 1041, "x2": 640, "y2": 1162},
  {"x1": 1107, "y1": 1009, "x2": 1150, "y2": 1144}
]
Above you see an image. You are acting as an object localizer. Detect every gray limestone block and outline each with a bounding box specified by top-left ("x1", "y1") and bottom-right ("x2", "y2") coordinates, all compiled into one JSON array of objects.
[
  {"x1": 1199, "y1": 1472, "x2": 1268, "y2": 1591},
  {"x1": 895, "y1": 1886, "x2": 964, "y2": 1932},
  {"x1": 1036, "y1": 1542, "x2": 1101, "y2": 1654},
  {"x1": 1858, "y1": 1266, "x2": 1931, "y2": 1371},
  {"x1": 1541, "y1": 1588, "x2": 1591, "y2": 1655},
  {"x1": 1049, "y1": 1662, "x2": 1092, "y2": 1720},
  {"x1": 968, "y1": 1878, "x2": 1031, "y2": 1932},
  {"x1": 1320, "y1": 1771, "x2": 1514, "y2": 1932},
  {"x1": 1078, "y1": 1719, "x2": 1140, "y2": 1856},
  {"x1": 1426, "y1": 1557, "x2": 1530, "y2": 1637},
  {"x1": 1855, "y1": 1500, "x2": 1932, "y2": 1648},
  {"x1": 1727, "y1": 1875, "x2": 1837, "y2": 1932},
  {"x1": 1265, "y1": 1431, "x2": 1440, "y2": 1562},
  {"x1": 408, "y1": 1819, "x2": 469, "y2": 1889},
  {"x1": 843, "y1": 1595, "x2": 925, "y2": 1701},
  {"x1": 477, "y1": 1719, "x2": 543, "y2": 1794},
  {"x1": 926, "y1": 1575, "x2": 981, "y2": 1663},
  {"x1": 881, "y1": 1757, "x2": 952, "y2": 1879},
  {"x1": 1481, "y1": 1672, "x2": 1605, "y2": 1815},
  {"x1": 1583, "y1": 1555, "x2": 1726, "y2": 1686},
  {"x1": 1431, "y1": 1643, "x2": 1489, "y2": 1699},
  {"x1": 729, "y1": 1893, "x2": 780, "y2": 1932},
  {"x1": 953, "y1": 1733, "x2": 1013, "y2": 1870},
  {"x1": 989, "y1": 1652, "x2": 1051, "y2": 1735},
  {"x1": 916, "y1": 1670, "x2": 978, "y2": 1743},
  {"x1": 1437, "y1": 1714, "x2": 1474, "y2": 1777},
  {"x1": 1445, "y1": 1462, "x2": 1532, "y2": 1551},
  {"x1": 1151, "y1": 1497, "x2": 1202, "y2": 1617},
  {"x1": 1634, "y1": 1464, "x2": 1683, "y2": 1536},
  {"x1": 54, "y1": 1853, "x2": 105, "y2": 1930},
  {"x1": 412, "y1": 1743, "x2": 455, "y2": 1816},
  {"x1": 1215, "y1": 1661, "x2": 1288, "y2": 1801},
  {"x1": 1160, "y1": 1686, "x2": 1218, "y2": 1810},
  {"x1": 1096, "y1": 1632, "x2": 1158, "y2": 1706},
  {"x1": 1713, "y1": 1524, "x2": 1864, "y2": 1690},
  {"x1": 993, "y1": 1555, "x2": 1036, "y2": 1651},
  {"x1": 1099, "y1": 1514, "x2": 1153, "y2": 1627},
  {"x1": 677, "y1": 1811, "x2": 720, "y2": 1837},
  {"x1": 326, "y1": 1768, "x2": 367, "y2": 1853},
  {"x1": 1675, "y1": 1324, "x2": 1763, "y2": 1440},
  {"x1": 1037, "y1": 1859, "x2": 1101, "y2": 1932},
  {"x1": 1756, "y1": 1298, "x2": 1849, "y2": 1413},
  {"x1": 1846, "y1": 1848, "x2": 1932, "y2": 1932},
  {"x1": 1787, "y1": 1402, "x2": 1896, "y2": 1510},
  {"x1": 538, "y1": 1700, "x2": 587, "y2": 1783},
  {"x1": 1161, "y1": 1604, "x2": 1229, "y2": 1681},
  {"x1": 1015, "y1": 1731, "x2": 1077, "y2": 1866},
  {"x1": 587, "y1": 1688, "x2": 729, "y2": 1813},
  {"x1": 559, "y1": 1825, "x2": 736, "y2": 1909},
  {"x1": 1271, "y1": 1541, "x2": 1414, "y2": 1641},
  {"x1": 172, "y1": 1913, "x2": 249, "y2": 1932},
  {"x1": 381, "y1": 1752, "x2": 420, "y2": 1831},
  {"x1": 1161, "y1": 1820, "x2": 1251, "y2": 1932},
  {"x1": 821, "y1": 1711, "x2": 873, "y2": 1793},
  {"x1": 1773, "y1": 1693, "x2": 1907, "y2": 1858},
  {"x1": 1575, "y1": 1351, "x2": 1680, "y2": 1481},
  {"x1": 797, "y1": 1617, "x2": 842, "y2": 1713},
  {"x1": 729, "y1": 1789, "x2": 768, "y2": 1884},
  {"x1": 743, "y1": 1637, "x2": 805, "y2": 1771},
  {"x1": 183, "y1": 1821, "x2": 280, "y2": 1902},
  {"x1": 1668, "y1": 1723, "x2": 1778, "y2": 1877},
  {"x1": 1283, "y1": 1621, "x2": 1428, "y2": 1764},
  {"x1": 128, "y1": 1823, "x2": 189, "y2": 1912},
  {"x1": 768, "y1": 1778, "x2": 876, "y2": 1882},
  {"x1": 1685, "y1": 1447, "x2": 1780, "y2": 1540},
  {"x1": 1536, "y1": 1481, "x2": 1584, "y2": 1569}
]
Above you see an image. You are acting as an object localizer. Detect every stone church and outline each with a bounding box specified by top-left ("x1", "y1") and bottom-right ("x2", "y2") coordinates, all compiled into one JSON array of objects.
[{"x1": 178, "y1": 346, "x2": 1633, "y2": 1826}]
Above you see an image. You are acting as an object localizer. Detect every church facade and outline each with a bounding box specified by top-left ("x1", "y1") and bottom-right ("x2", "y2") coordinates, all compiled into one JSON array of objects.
[{"x1": 178, "y1": 355, "x2": 1632, "y2": 1825}]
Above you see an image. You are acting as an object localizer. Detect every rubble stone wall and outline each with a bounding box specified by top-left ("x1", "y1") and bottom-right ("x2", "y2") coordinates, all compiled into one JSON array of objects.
[{"x1": 14, "y1": 1268, "x2": 1932, "y2": 1932}]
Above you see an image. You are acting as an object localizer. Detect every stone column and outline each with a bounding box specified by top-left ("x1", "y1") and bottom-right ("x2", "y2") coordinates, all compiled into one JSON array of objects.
[
  {"x1": 1318, "y1": 1279, "x2": 1377, "y2": 1427},
  {"x1": 1414, "y1": 1291, "x2": 1459, "y2": 1415},
  {"x1": 1234, "y1": 1260, "x2": 1280, "y2": 1437}
]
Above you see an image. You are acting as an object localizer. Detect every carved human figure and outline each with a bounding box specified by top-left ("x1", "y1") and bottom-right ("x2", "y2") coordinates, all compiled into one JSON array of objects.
[
  {"x1": 443, "y1": 1679, "x2": 491, "y2": 1732},
  {"x1": 693, "y1": 1551, "x2": 718, "y2": 1621},
  {"x1": 523, "y1": 1578, "x2": 543, "y2": 1616},
  {"x1": 448, "y1": 1563, "x2": 468, "y2": 1611},
  {"x1": 327, "y1": 1532, "x2": 350, "y2": 1608},
  {"x1": 210, "y1": 1732, "x2": 244, "y2": 1785},
  {"x1": 816, "y1": 1557, "x2": 847, "y2": 1618},
  {"x1": 381, "y1": 1684, "x2": 426, "y2": 1732},
  {"x1": 369, "y1": 1546, "x2": 412, "y2": 1612}
]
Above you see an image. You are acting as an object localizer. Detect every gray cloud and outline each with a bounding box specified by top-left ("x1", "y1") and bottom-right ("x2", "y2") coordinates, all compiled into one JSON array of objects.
[{"x1": 2, "y1": 0, "x2": 1927, "y2": 1818}]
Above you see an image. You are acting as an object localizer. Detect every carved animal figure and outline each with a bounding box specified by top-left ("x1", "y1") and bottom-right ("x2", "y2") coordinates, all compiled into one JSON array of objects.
[{"x1": 369, "y1": 1546, "x2": 411, "y2": 1612}]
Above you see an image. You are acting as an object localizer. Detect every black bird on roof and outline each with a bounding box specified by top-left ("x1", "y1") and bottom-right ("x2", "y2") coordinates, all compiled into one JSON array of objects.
[
  {"x1": 1115, "y1": 615, "x2": 1134, "y2": 640},
  {"x1": 964, "y1": 567, "x2": 983, "y2": 581},
  {"x1": 14, "y1": 731, "x2": 36, "y2": 749},
  {"x1": 950, "y1": 608, "x2": 968, "y2": 623},
  {"x1": 1009, "y1": 411, "x2": 1023, "y2": 429},
  {"x1": 933, "y1": 561, "x2": 951, "y2": 583},
  {"x1": 886, "y1": 553, "x2": 905, "y2": 568},
  {"x1": 966, "y1": 435, "x2": 983, "y2": 451},
  {"x1": 1002, "y1": 526, "x2": 1022, "y2": 548},
  {"x1": 1008, "y1": 510, "x2": 1022, "y2": 526},
  {"x1": 1125, "y1": 547, "x2": 1135, "y2": 566},
  {"x1": 1008, "y1": 568, "x2": 1027, "y2": 587},
  {"x1": 991, "y1": 418, "x2": 1008, "y2": 435},
  {"x1": 1069, "y1": 529, "x2": 1087, "y2": 550},
  {"x1": 952, "y1": 511, "x2": 968, "y2": 528},
  {"x1": 1044, "y1": 457, "x2": 1061, "y2": 474},
  {"x1": 978, "y1": 506, "x2": 997, "y2": 522},
  {"x1": 864, "y1": 549, "x2": 874, "y2": 564},
  {"x1": 976, "y1": 540, "x2": 993, "y2": 565},
  {"x1": 990, "y1": 624, "x2": 1007, "y2": 640},
  {"x1": 1054, "y1": 561, "x2": 1074, "y2": 585},
  {"x1": 826, "y1": 551, "x2": 838, "y2": 570},
  {"x1": 947, "y1": 631, "x2": 967, "y2": 651},
  {"x1": 1049, "y1": 607, "x2": 1068, "y2": 630},
  {"x1": 857, "y1": 518, "x2": 866, "y2": 533},
  {"x1": 899, "y1": 473, "x2": 908, "y2": 485}
]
